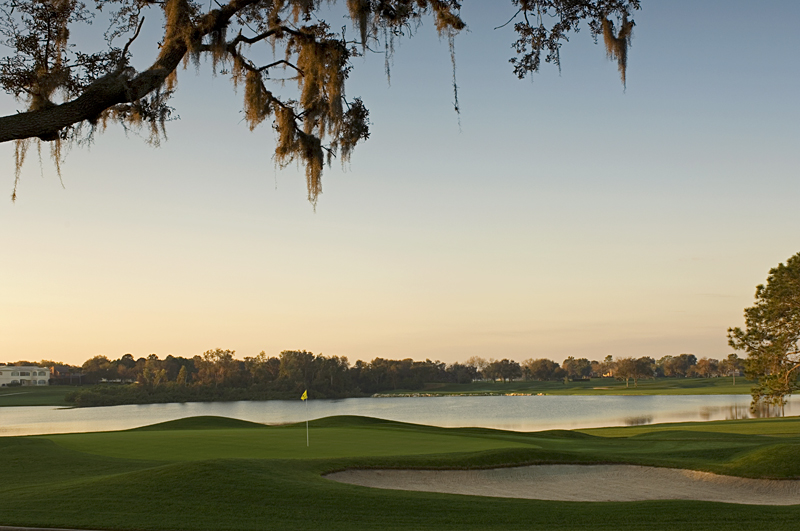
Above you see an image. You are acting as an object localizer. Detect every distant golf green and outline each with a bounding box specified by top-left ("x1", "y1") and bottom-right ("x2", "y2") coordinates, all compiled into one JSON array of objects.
[
  {"x1": 382, "y1": 376, "x2": 757, "y2": 396},
  {"x1": 0, "y1": 377, "x2": 757, "y2": 407},
  {"x1": 1, "y1": 414, "x2": 799, "y2": 531}
]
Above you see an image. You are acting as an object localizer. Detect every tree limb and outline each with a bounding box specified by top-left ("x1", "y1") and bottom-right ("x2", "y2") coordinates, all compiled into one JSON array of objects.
[
  {"x1": 119, "y1": 16, "x2": 146, "y2": 67},
  {"x1": 228, "y1": 25, "x2": 304, "y2": 47},
  {"x1": 0, "y1": 0, "x2": 261, "y2": 143}
]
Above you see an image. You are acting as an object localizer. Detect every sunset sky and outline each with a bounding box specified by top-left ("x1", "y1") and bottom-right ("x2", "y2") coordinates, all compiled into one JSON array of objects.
[{"x1": 2, "y1": 1, "x2": 798, "y2": 367}]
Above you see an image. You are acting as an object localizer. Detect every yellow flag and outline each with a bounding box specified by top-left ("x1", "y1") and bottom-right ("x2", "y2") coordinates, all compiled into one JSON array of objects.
[{"x1": 301, "y1": 390, "x2": 307, "y2": 401}]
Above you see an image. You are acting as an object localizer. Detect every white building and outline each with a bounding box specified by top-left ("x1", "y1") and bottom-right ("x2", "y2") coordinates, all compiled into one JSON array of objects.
[{"x1": 0, "y1": 366, "x2": 51, "y2": 387}]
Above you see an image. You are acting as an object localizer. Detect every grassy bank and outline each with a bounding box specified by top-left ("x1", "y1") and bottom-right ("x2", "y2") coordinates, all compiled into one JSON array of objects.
[
  {"x1": 381, "y1": 376, "x2": 757, "y2": 396},
  {"x1": 1, "y1": 415, "x2": 799, "y2": 530}
]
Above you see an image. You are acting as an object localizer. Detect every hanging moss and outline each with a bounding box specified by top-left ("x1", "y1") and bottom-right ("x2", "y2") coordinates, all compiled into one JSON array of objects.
[
  {"x1": 12, "y1": 139, "x2": 31, "y2": 201},
  {"x1": 243, "y1": 70, "x2": 274, "y2": 130},
  {"x1": 602, "y1": 16, "x2": 634, "y2": 87},
  {"x1": 347, "y1": 0, "x2": 370, "y2": 46}
]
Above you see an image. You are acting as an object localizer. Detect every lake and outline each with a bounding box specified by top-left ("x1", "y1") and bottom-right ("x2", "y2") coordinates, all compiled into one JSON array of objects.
[{"x1": 2, "y1": 394, "x2": 799, "y2": 436}]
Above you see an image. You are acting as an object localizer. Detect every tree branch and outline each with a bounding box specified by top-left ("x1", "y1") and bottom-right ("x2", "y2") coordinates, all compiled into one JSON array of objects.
[
  {"x1": 257, "y1": 59, "x2": 301, "y2": 74},
  {"x1": 119, "y1": 16, "x2": 146, "y2": 67},
  {"x1": 0, "y1": 0, "x2": 261, "y2": 143},
  {"x1": 228, "y1": 25, "x2": 304, "y2": 47}
]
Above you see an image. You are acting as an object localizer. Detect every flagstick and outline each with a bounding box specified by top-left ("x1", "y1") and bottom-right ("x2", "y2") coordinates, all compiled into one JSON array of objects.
[{"x1": 305, "y1": 398, "x2": 309, "y2": 447}]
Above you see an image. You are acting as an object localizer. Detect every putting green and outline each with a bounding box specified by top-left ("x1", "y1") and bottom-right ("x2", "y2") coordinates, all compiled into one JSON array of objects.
[{"x1": 44, "y1": 417, "x2": 538, "y2": 461}]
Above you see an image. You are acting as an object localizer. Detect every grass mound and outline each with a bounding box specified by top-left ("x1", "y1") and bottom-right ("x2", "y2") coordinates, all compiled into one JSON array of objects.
[
  {"x1": 308, "y1": 415, "x2": 416, "y2": 428},
  {"x1": 629, "y1": 430, "x2": 760, "y2": 441},
  {"x1": 130, "y1": 415, "x2": 266, "y2": 431},
  {"x1": 724, "y1": 443, "x2": 800, "y2": 478},
  {"x1": 534, "y1": 429, "x2": 598, "y2": 439},
  {"x1": 0, "y1": 437, "x2": 158, "y2": 490}
]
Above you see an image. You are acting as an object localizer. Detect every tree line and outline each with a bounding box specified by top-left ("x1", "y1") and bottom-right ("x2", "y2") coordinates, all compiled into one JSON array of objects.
[
  {"x1": 2, "y1": 350, "x2": 745, "y2": 406},
  {"x1": 7, "y1": 252, "x2": 799, "y2": 410}
]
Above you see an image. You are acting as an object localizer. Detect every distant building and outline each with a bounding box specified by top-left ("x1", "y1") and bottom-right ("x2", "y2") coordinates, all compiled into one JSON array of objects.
[
  {"x1": 50, "y1": 364, "x2": 72, "y2": 378},
  {"x1": 0, "y1": 366, "x2": 51, "y2": 387},
  {"x1": 48, "y1": 365, "x2": 84, "y2": 385}
]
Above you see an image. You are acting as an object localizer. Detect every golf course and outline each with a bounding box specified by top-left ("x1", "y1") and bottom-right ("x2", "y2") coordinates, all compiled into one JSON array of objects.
[{"x1": 2, "y1": 414, "x2": 800, "y2": 530}]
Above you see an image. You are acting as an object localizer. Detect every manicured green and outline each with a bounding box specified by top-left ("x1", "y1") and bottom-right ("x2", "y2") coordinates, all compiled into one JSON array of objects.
[
  {"x1": 0, "y1": 385, "x2": 76, "y2": 406},
  {"x1": 382, "y1": 376, "x2": 757, "y2": 396},
  {"x1": 1, "y1": 415, "x2": 799, "y2": 531},
  {"x1": 49, "y1": 416, "x2": 536, "y2": 461}
]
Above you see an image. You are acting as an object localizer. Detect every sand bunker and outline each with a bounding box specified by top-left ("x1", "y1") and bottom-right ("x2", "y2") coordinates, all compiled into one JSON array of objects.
[{"x1": 326, "y1": 465, "x2": 800, "y2": 505}]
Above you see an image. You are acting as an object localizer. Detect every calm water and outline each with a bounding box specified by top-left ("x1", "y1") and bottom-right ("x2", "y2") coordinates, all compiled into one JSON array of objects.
[{"x1": 2, "y1": 394, "x2": 799, "y2": 436}]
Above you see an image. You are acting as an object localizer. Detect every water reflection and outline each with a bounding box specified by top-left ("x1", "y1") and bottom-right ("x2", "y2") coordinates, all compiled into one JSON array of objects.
[
  {"x1": 724, "y1": 404, "x2": 752, "y2": 420},
  {"x1": 700, "y1": 403, "x2": 789, "y2": 421},
  {"x1": 623, "y1": 415, "x2": 653, "y2": 426},
  {"x1": 1, "y1": 394, "x2": 799, "y2": 436},
  {"x1": 749, "y1": 402, "x2": 788, "y2": 418},
  {"x1": 698, "y1": 407, "x2": 714, "y2": 421}
]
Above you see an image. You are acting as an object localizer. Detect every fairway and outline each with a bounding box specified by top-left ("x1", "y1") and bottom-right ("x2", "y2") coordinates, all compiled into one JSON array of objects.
[
  {"x1": 0, "y1": 385, "x2": 76, "y2": 406},
  {"x1": 2, "y1": 415, "x2": 800, "y2": 531}
]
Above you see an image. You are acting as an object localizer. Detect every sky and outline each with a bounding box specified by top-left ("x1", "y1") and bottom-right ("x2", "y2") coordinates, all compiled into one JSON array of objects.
[{"x1": 1, "y1": 1, "x2": 799, "y2": 367}]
